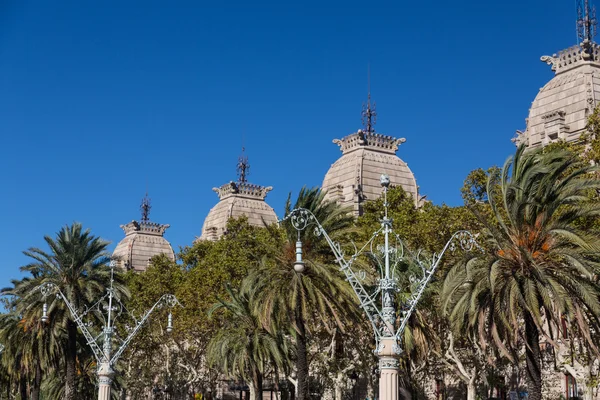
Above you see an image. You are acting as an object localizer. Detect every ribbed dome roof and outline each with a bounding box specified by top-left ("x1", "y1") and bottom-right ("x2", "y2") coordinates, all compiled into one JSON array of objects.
[
  {"x1": 514, "y1": 43, "x2": 600, "y2": 148},
  {"x1": 199, "y1": 181, "x2": 278, "y2": 241},
  {"x1": 112, "y1": 220, "x2": 175, "y2": 272},
  {"x1": 322, "y1": 130, "x2": 418, "y2": 215}
]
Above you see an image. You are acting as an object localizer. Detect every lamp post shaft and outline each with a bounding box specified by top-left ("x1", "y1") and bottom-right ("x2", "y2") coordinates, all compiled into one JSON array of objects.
[{"x1": 284, "y1": 174, "x2": 479, "y2": 400}]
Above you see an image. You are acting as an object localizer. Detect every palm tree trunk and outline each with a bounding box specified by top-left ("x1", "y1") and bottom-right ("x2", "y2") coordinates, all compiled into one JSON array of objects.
[
  {"x1": 18, "y1": 375, "x2": 27, "y2": 400},
  {"x1": 64, "y1": 320, "x2": 78, "y2": 400},
  {"x1": 251, "y1": 368, "x2": 263, "y2": 400},
  {"x1": 295, "y1": 296, "x2": 309, "y2": 400},
  {"x1": 524, "y1": 314, "x2": 542, "y2": 400},
  {"x1": 31, "y1": 363, "x2": 42, "y2": 400}
]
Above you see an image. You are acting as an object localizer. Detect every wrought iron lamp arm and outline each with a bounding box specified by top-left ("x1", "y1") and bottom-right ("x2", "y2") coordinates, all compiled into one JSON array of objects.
[
  {"x1": 283, "y1": 207, "x2": 385, "y2": 341},
  {"x1": 394, "y1": 230, "x2": 480, "y2": 339},
  {"x1": 38, "y1": 282, "x2": 104, "y2": 363},
  {"x1": 109, "y1": 294, "x2": 180, "y2": 365}
]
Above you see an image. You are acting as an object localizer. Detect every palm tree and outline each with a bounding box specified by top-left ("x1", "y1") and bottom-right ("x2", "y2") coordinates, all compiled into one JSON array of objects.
[
  {"x1": 442, "y1": 146, "x2": 600, "y2": 400},
  {"x1": 207, "y1": 284, "x2": 290, "y2": 400},
  {"x1": 0, "y1": 309, "x2": 59, "y2": 400},
  {"x1": 244, "y1": 187, "x2": 357, "y2": 400},
  {"x1": 11, "y1": 222, "x2": 126, "y2": 400}
]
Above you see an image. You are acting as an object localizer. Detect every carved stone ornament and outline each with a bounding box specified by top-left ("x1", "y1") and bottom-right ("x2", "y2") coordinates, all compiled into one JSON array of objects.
[
  {"x1": 379, "y1": 357, "x2": 400, "y2": 370},
  {"x1": 541, "y1": 55, "x2": 559, "y2": 71}
]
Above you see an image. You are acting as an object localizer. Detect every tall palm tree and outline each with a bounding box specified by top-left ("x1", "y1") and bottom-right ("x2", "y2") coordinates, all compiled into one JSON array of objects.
[
  {"x1": 11, "y1": 222, "x2": 126, "y2": 400},
  {"x1": 244, "y1": 187, "x2": 357, "y2": 400},
  {"x1": 442, "y1": 146, "x2": 600, "y2": 400},
  {"x1": 207, "y1": 284, "x2": 290, "y2": 400}
]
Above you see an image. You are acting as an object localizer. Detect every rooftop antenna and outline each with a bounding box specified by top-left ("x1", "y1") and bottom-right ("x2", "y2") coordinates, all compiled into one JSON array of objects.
[
  {"x1": 577, "y1": 0, "x2": 597, "y2": 46},
  {"x1": 237, "y1": 146, "x2": 250, "y2": 184},
  {"x1": 361, "y1": 64, "x2": 377, "y2": 134},
  {"x1": 140, "y1": 192, "x2": 151, "y2": 223}
]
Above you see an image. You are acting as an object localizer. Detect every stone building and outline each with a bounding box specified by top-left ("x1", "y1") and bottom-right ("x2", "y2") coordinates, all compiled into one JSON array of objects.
[
  {"x1": 322, "y1": 95, "x2": 420, "y2": 216},
  {"x1": 112, "y1": 194, "x2": 176, "y2": 272},
  {"x1": 513, "y1": 8, "x2": 600, "y2": 148},
  {"x1": 198, "y1": 150, "x2": 278, "y2": 241}
]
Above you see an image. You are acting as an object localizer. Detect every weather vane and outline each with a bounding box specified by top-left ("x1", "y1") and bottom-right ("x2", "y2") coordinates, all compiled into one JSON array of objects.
[
  {"x1": 237, "y1": 147, "x2": 250, "y2": 183},
  {"x1": 140, "y1": 192, "x2": 151, "y2": 222},
  {"x1": 577, "y1": 0, "x2": 598, "y2": 44},
  {"x1": 361, "y1": 66, "x2": 376, "y2": 134}
]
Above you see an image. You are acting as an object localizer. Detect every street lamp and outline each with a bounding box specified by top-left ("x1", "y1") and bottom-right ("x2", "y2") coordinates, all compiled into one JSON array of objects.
[
  {"x1": 283, "y1": 174, "x2": 480, "y2": 400},
  {"x1": 37, "y1": 261, "x2": 181, "y2": 400}
]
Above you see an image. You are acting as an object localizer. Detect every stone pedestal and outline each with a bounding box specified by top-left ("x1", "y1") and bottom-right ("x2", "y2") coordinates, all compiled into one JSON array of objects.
[
  {"x1": 97, "y1": 362, "x2": 114, "y2": 400},
  {"x1": 377, "y1": 338, "x2": 401, "y2": 400}
]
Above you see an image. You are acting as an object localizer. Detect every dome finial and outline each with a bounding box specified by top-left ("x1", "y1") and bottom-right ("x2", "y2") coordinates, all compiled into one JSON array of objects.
[
  {"x1": 577, "y1": 0, "x2": 597, "y2": 45},
  {"x1": 237, "y1": 147, "x2": 250, "y2": 184},
  {"x1": 140, "y1": 192, "x2": 151, "y2": 223},
  {"x1": 361, "y1": 65, "x2": 377, "y2": 134}
]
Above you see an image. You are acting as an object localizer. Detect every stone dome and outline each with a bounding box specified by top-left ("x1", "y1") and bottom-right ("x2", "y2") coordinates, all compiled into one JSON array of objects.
[
  {"x1": 112, "y1": 220, "x2": 175, "y2": 272},
  {"x1": 199, "y1": 181, "x2": 278, "y2": 241},
  {"x1": 322, "y1": 130, "x2": 419, "y2": 215},
  {"x1": 514, "y1": 42, "x2": 600, "y2": 148}
]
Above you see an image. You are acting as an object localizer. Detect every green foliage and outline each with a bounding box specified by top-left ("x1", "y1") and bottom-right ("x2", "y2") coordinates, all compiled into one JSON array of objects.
[
  {"x1": 443, "y1": 145, "x2": 600, "y2": 400},
  {"x1": 123, "y1": 216, "x2": 285, "y2": 397},
  {"x1": 0, "y1": 223, "x2": 123, "y2": 399},
  {"x1": 207, "y1": 285, "x2": 291, "y2": 400}
]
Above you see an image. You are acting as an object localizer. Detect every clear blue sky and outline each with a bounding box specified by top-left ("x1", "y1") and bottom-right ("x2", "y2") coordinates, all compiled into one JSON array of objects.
[{"x1": 0, "y1": 0, "x2": 580, "y2": 288}]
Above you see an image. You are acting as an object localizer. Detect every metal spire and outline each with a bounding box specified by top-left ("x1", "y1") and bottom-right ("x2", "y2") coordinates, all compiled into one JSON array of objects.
[
  {"x1": 236, "y1": 147, "x2": 250, "y2": 184},
  {"x1": 577, "y1": 0, "x2": 597, "y2": 44},
  {"x1": 361, "y1": 66, "x2": 377, "y2": 134},
  {"x1": 140, "y1": 192, "x2": 151, "y2": 223}
]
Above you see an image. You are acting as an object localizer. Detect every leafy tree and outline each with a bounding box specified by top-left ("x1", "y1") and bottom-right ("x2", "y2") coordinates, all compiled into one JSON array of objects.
[
  {"x1": 443, "y1": 146, "x2": 600, "y2": 400},
  {"x1": 123, "y1": 217, "x2": 285, "y2": 398}
]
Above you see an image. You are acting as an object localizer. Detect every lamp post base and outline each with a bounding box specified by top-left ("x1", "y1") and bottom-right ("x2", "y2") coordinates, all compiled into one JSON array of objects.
[
  {"x1": 97, "y1": 362, "x2": 114, "y2": 400},
  {"x1": 379, "y1": 357, "x2": 400, "y2": 400},
  {"x1": 377, "y1": 338, "x2": 401, "y2": 400}
]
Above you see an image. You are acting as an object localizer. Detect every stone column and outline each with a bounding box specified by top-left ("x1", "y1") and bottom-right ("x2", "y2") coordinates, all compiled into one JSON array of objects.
[
  {"x1": 377, "y1": 338, "x2": 401, "y2": 400},
  {"x1": 97, "y1": 362, "x2": 114, "y2": 400}
]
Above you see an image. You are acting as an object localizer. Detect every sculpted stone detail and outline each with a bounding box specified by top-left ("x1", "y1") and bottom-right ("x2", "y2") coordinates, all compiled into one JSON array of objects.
[
  {"x1": 332, "y1": 131, "x2": 408, "y2": 155},
  {"x1": 379, "y1": 357, "x2": 400, "y2": 370},
  {"x1": 540, "y1": 55, "x2": 559, "y2": 71}
]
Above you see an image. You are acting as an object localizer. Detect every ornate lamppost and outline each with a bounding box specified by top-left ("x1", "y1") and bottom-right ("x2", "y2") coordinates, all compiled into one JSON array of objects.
[
  {"x1": 284, "y1": 174, "x2": 480, "y2": 400},
  {"x1": 37, "y1": 261, "x2": 181, "y2": 400}
]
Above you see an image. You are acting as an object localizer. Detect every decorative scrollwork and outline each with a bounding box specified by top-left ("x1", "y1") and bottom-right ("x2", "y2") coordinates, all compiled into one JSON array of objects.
[
  {"x1": 288, "y1": 209, "x2": 313, "y2": 231},
  {"x1": 39, "y1": 282, "x2": 56, "y2": 298},
  {"x1": 451, "y1": 231, "x2": 481, "y2": 253},
  {"x1": 379, "y1": 278, "x2": 397, "y2": 291},
  {"x1": 392, "y1": 343, "x2": 403, "y2": 355}
]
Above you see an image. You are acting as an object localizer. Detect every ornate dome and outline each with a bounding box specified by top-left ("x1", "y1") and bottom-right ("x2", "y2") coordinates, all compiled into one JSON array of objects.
[
  {"x1": 322, "y1": 130, "x2": 419, "y2": 216},
  {"x1": 199, "y1": 182, "x2": 278, "y2": 241},
  {"x1": 198, "y1": 151, "x2": 278, "y2": 241},
  {"x1": 112, "y1": 195, "x2": 175, "y2": 272},
  {"x1": 514, "y1": 42, "x2": 600, "y2": 148}
]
